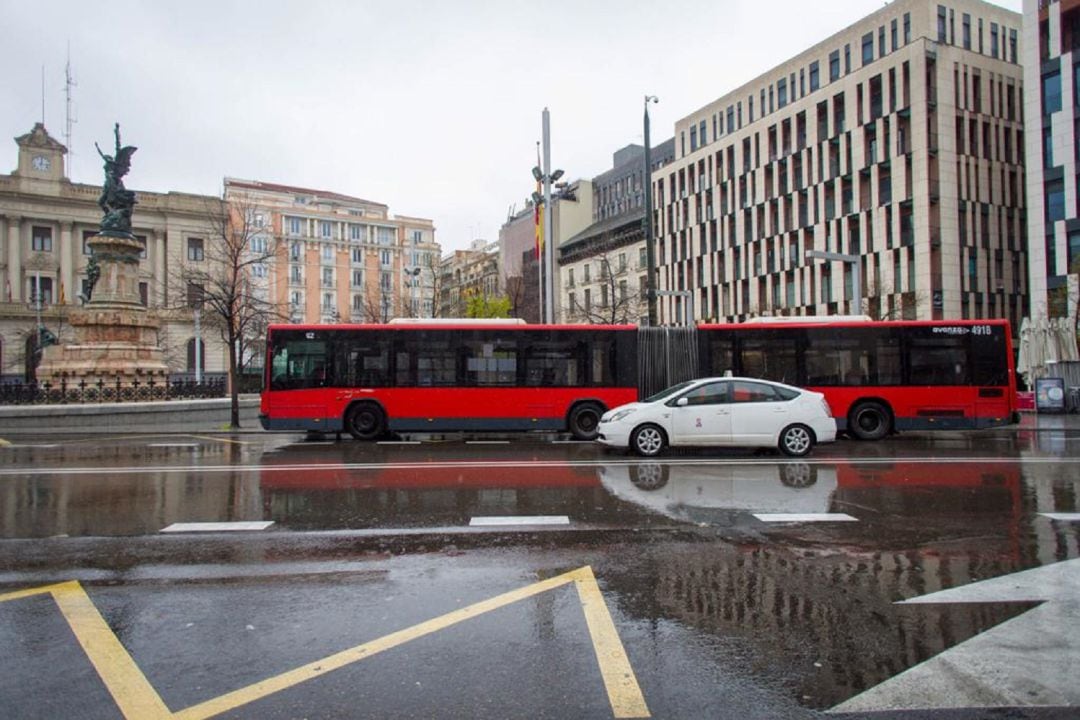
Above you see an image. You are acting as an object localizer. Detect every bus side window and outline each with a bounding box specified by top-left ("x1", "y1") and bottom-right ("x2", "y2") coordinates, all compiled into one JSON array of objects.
[{"x1": 270, "y1": 347, "x2": 290, "y2": 389}]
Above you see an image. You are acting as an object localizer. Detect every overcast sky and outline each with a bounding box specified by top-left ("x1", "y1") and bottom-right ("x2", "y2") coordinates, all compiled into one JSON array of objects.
[{"x1": 1, "y1": 0, "x2": 1020, "y2": 253}]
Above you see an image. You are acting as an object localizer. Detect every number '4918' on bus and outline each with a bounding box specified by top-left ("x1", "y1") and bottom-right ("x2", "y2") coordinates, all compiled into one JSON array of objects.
[{"x1": 260, "y1": 318, "x2": 1018, "y2": 442}]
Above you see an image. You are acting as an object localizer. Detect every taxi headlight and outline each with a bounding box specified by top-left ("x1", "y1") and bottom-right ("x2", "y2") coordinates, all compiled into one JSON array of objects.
[{"x1": 607, "y1": 408, "x2": 636, "y2": 423}]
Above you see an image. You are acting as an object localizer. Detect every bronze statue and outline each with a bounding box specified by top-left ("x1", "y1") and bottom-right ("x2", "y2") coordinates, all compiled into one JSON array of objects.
[{"x1": 95, "y1": 123, "x2": 138, "y2": 237}]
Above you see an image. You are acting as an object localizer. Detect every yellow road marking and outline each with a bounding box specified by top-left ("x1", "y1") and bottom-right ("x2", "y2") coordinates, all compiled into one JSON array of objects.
[
  {"x1": 573, "y1": 566, "x2": 651, "y2": 718},
  {"x1": 1, "y1": 581, "x2": 172, "y2": 719},
  {"x1": 1, "y1": 566, "x2": 649, "y2": 719}
]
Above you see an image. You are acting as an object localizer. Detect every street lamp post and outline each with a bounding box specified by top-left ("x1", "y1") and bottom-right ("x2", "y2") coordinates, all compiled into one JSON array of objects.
[
  {"x1": 533, "y1": 109, "x2": 564, "y2": 325},
  {"x1": 643, "y1": 95, "x2": 659, "y2": 326},
  {"x1": 805, "y1": 250, "x2": 862, "y2": 314}
]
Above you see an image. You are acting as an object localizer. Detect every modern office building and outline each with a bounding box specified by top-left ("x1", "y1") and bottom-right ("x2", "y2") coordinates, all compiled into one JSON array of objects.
[
  {"x1": 654, "y1": 0, "x2": 1027, "y2": 325},
  {"x1": 1023, "y1": 0, "x2": 1080, "y2": 317},
  {"x1": 0, "y1": 123, "x2": 227, "y2": 381},
  {"x1": 559, "y1": 141, "x2": 674, "y2": 324},
  {"x1": 224, "y1": 179, "x2": 439, "y2": 325}
]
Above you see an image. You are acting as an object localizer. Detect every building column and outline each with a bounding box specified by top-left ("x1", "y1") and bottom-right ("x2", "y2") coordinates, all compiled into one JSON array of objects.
[
  {"x1": 6, "y1": 215, "x2": 22, "y2": 302},
  {"x1": 153, "y1": 230, "x2": 166, "y2": 307},
  {"x1": 60, "y1": 222, "x2": 74, "y2": 304}
]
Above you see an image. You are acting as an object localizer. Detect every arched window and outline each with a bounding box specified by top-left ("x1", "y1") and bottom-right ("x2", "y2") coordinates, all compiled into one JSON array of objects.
[{"x1": 186, "y1": 338, "x2": 206, "y2": 373}]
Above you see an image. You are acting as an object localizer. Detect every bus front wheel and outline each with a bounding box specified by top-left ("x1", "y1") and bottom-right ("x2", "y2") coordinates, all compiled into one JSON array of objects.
[
  {"x1": 568, "y1": 403, "x2": 604, "y2": 441},
  {"x1": 346, "y1": 402, "x2": 386, "y2": 441},
  {"x1": 848, "y1": 401, "x2": 892, "y2": 441}
]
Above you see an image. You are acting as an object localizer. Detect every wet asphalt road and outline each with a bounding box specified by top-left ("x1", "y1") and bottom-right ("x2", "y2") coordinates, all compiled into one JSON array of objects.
[{"x1": 1, "y1": 429, "x2": 1079, "y2": 719}]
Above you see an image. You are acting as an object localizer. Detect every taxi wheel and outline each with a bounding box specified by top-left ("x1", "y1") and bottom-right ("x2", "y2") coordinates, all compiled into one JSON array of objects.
[
  {"x1": 568, "y1": 403, "x2": 604, "y2": 441},
  {"x1": 630, "y1": 424, "x2": 667, "y2": 457},
  {"x1": 346, "y1": 402, "x2": 385, "y2": 441},
  {"x1": 778, "y1": 424, "x2": 814, "y2": 457}
]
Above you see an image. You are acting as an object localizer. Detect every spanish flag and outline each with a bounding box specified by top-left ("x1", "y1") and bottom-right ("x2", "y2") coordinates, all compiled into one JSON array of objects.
[
  {"x1": 534, "y1": 187, "x2": 543, "y2": 260},
  {"x1": 59, "y1": 280, "x2": 65, "y2": 305}
]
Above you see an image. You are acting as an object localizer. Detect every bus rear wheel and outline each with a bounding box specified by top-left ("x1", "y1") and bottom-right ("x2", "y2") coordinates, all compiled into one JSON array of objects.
[
  {"x1": 568, "y1": 403, "x2": 604, "y2": 441},
  {"x1": 848, "y1": 401, "x2": 892, "y2": 440},
  {"x1": 346, "y1": 402, "x2": 386, "y2": 441}
]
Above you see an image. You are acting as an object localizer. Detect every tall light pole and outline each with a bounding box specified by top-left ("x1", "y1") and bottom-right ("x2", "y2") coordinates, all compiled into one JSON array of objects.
[
  {"x1": 805, "y1": 250, "x2": 862, "y2": 314},
  {"x1": 542, "y1": 108, "x2": 554, "y2": 324},
  {"x1": 535, "y1": 109, "x2": 564, "y2": 325},
  {"x1": 643, "y1": 95, "x2": 659, "y2": 326}
]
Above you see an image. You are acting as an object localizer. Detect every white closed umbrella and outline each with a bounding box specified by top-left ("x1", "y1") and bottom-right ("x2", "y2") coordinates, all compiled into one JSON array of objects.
[
  {"x1": 1032, "y1": 315, "x2": 1053, "y2": 380},
  {"x1": 1017, "y1": 317, "x2": 1033, "y2": 386},
  {"x1": 1058, "y1": 317, "x2": 1079, "y2": 362}
]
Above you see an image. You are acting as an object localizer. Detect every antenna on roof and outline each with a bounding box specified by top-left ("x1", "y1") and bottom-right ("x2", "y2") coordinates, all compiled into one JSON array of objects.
[{"x1": 64, "y1": 43, "x2": 77, "y2": 179}]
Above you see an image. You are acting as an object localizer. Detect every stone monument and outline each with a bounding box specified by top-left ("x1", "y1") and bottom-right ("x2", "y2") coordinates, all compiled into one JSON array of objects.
[{"x1": 38, "y1": 124, "x2": 169, "y2": 387}]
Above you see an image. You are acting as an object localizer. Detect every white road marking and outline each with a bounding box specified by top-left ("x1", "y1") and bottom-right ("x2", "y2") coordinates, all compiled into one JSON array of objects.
[
  {"x1": 1, "y1": 455, "x2": 1077, "y2": 477},
  {"x1": 754, "y1": 513, "x2": 858, "y2": 523},
  {"x1": 1041, "y1": 513, "x2": 1080, "y2": 521},
  {"x1": 147, "y1": 443, "x2": 200, "y2": 448},
  {"x1": 160, "y1": 521, "x2": 274, "y2": 533},
  {"x1": 465, "y1": 440, "x2": 510, "y2": 445},
  {"x1": 830, "y1": 558, "x2": 1080, "y2": 712},
  {"x1": 469, "y1": 516, "x2": 570, "y2": 526}
]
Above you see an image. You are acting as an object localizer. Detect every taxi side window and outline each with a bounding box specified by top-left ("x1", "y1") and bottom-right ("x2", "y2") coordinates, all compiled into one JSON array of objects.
[
  {"x1": 730, "y1": 380, "x2": 781, "y2": 403},
  {"x1": 679, "y1": 382, "x2": 730, "y2": 406}
]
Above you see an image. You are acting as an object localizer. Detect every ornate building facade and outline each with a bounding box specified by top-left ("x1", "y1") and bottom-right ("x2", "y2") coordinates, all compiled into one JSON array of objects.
[{"x1": 0, "y1": 124, "x2": 226, "y2": 381}]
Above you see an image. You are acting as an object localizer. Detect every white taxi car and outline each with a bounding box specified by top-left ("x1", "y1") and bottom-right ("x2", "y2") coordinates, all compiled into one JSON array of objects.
[{"x1": 597, "y1": 377, "x2": 837, "y2": 457}]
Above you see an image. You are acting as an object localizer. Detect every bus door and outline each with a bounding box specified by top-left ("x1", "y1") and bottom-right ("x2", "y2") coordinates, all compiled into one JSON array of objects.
[
  {"x1": 971, "y1": 324, "x2": 1012, "y2": 425},
  {"x1": 268, "y1": 333, "x2": 331, "y2": 421}
]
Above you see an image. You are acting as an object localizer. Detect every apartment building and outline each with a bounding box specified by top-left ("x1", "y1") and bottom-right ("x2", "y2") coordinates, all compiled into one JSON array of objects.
[
  {"x1": 0, "y1": 123, "x2": 226, "y2": 380},
  {"x1": 559, "y1": 141, "x2": 674, "y2": 324},
  {"x1": 1023, "y1": 0, "x2": 1080, "y2": 316},
  {"x1": 224, "y1": 179, "x2": 439, "y2": 324},
  {"x1": 655, "y1": 0, "x2": 1027, "y2": 326},
  {"x1": 437, "y1": 240, "x2": 500, "y2": 317}
]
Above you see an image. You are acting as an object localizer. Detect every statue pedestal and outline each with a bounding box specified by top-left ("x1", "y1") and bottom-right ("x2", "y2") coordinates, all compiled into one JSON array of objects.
[{"x1": 38, "y1": 232, "x2": 169, "y2": 386}]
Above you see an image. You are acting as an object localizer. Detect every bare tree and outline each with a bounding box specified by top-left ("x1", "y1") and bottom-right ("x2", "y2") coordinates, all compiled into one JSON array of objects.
[
  {"x1": 566, "y1": 253, "x2": 643, "y2": 324},
  {"x1": 172, "y1": 195, "x2": 282, "y2": 428},
  {"x1": 862, "y1": 278, "x2": 929, "y2": 320}
]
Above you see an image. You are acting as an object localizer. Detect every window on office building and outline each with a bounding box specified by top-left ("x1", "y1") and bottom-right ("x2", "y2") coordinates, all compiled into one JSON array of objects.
[
  {"x1": 862, "y1": 33, "x2": 874, "y2": 65},
  {"x1": 810, "y1": 61, "x2": 819, "y2": 91},
  {"x1": 1047, "y1": 179, "x2": 1066, "y2": 222},
  {"x1": 1043, "y1": 71, "x2": 1062, "y2": 114},
  {"x1": 829, "y1": 50, "x2": 840, "y2": 81}
]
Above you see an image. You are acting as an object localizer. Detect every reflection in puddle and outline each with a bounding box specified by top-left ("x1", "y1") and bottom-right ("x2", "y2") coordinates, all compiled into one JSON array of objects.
[{"x1": 598, "y1": 462, "x2": 837, "y2": 519}]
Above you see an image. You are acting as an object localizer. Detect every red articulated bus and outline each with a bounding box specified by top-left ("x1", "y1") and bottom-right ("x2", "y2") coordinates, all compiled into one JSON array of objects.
[
  {"x1": 697, "y1": 318, "x2": 1018, "y2": 439},
  {"x1": 259, "y1": 320, "x2": 638, "y2": 440}
]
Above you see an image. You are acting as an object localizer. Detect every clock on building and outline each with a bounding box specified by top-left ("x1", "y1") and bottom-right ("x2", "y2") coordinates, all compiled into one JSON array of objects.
[{"x1": 32, "y1": 155, "x2": 51, "y2": 171}]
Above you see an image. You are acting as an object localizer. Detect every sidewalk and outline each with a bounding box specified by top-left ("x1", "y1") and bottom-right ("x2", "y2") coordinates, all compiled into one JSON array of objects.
[
  {"x1": 0, "y1": 396, "x2": 262, "y2": 435},
  {"x1": 1015, "y1": 411, "x2": 1080, "y2": 432}
]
